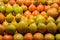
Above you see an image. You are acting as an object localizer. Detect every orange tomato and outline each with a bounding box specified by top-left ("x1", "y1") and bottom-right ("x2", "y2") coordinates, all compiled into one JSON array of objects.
[
  {"x1": 24, "y1": 10, "x2": 31, "y2": 17},
  {"x1": 29, "y1": 4, "x2": 36, "y2": 12},
  {"x1": 37, "y1": 4, "x2": 44, "y2": 12},
  {"x1": 8, "y1": 0, "x2": 16, "y2": 5},
  {"x1": 44, "y1": 5, "x2": 51, "y2": 12},
  {"x1": 32, "y1": 10, "x2": 39, "y2": 16}
]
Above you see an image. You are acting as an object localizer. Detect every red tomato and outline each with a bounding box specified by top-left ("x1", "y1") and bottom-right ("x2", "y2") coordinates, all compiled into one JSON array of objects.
[
  {"x1": 8, "y1": 0, "x2": 16, "y2": 5},
  {"x1": 44, "y1": 5, "x2": 51, "y2": 12},
  {"x1": 37, "y1": 4, "x2": 44, "y2": 12},
  {"x1": 24, "y1": 10, "x2": 31, "y2": 17},
  {"x1": 29, "y1": 4, "x2": 36, "y2": 12},
  {"x1": 32, "y1": 10, "x2": 39, "y2": 16}
]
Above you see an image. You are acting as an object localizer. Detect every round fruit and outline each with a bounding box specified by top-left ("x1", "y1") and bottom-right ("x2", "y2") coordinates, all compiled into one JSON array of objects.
[
  {"x1": 16, "y1": 0, "x2": 23, "y2": 6},
  {"x1": 21, "y1": 4, "x2": 27, "y2": 12},
  {"x1": 40, "y1": 0, "x2": 47, "y2": 4},
  {"x1": 45, "y1": 33, "x2": 55, "y2": 40},
  {"x1": 15, "y1": 14, "x2": 21, "y2": 23},
  {"x1": 0, "y1": 24, "x2": 5, "y2": 35},
  {"x1": 37, "y1": 4, "x2": 44, "y2": 12},
  {"x1": 11, "y1": 20, "x2": 18, "y2": 27},
  {"x1": 5, "y1": 24, "x2": 16, "y2": 35},
  {"x1": 3, "y1": 35, "x2": 13, "y2": 40},
  {"x1": 47, "y1": 0, "x2": 53, "y2": 5},
  {"x1": 28, "y1": 23, "x2": 37, "y2": 33},
  {"x1": 32, "y1": 10, "x2": 39, "y2": 16},
  {"x1": 33, "y1": 0, "x2": 39, "y2": 6},
  {"x1": 41, "y1": 11, "x2": 48, "y2": 19},
  {"x1": 24, "y1": 33, "x2": 33, "y2": 40},
  {"x1": 37, "y1": 23, "x2": 46, "y2": 33},
  {"x1": 24, "y1": 10, "x2": 31, "y2": 17},
  {"x1": 8, "y1": 0, "x2": 16, "y2": 5},
  {"x1": 51, "y1": 3, "x2": 59, "y2": 9},
  {"x1": 0, "y1": 5, "x2": 5, "y2": 13},
  {"x1": 24, "y1": 0, "x2": 31, "y2": 6},
  {"x1": 6, "y1": 13, "x2": 14, "y2": 23},
  {"x1": 2, "y1": 21, "x2": 9, "y2": 27},
  {"x1": 13, "y1": 33, "x2": 23, "y2": 40},
  {"x1": 0, "y1": 13, "x2": 5, "y2": 24},
  {"x1": 36, "y1": 15, "x2": 46, "y2": 24},
  {"x1": 17, "y1": 21, "x2": 28, "y2": 34},
  {"x1": 29, "y1": 4, "x2": 36, "y2": 12},
  {"x1": 44, "y1": 5, "x2": 51, "y2": 12},
  {"x1": 33, "y1": 33, "x2": 44, "y2": 40},
  {"x1": 47, "y1": 16, "x2": 55, "y2": 23},
  {"x1": 47, "y1": 21, "x2": 57, "y2": 33},
  {"x1": 55, "y1": 34, "x2": 60, "y2": 40},
  {"x1": 14, "y1": 5, "x2": 23, "y2": 15},
  {"x1": 47, "y1": 8, "x2": 58, "y2": 18},
  {"x1": 5, "y1": 4, "x2": 13, "y2": 13}
]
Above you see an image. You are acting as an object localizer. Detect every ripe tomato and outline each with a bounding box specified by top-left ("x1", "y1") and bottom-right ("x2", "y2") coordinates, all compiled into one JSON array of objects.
[
  {"x1": 44, "y1": 5, "x2": 51, "y2": 12},
  {"x1": 51, "y1": 3, "x2": 59, "y2": 9},
  {"x1": 8, "y1": 0, "x2": 16, "y2": 5},
  {"x1": 37, "y1": 4, "x2": 44, "y2": 12},
  {"x1": 24, "y1": 0, "x2": 32, "y2": 6},
  {"x1": 29, "y1": 4, "x2": 36, "y2": 12},
  {"x1": 32, "y1": 10, "x2": 39, "y2": 16},
  {"x1": 24, "y1": 10, "x2": 31, "y2": 17}
]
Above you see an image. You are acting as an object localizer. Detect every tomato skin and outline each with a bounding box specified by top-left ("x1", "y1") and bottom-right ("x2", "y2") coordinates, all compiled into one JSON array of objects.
[
  {"x1": 41, "y1": 11, "x2": 48, "y2": 19},
  {"x1": 37, "y1": 4, "x2": 44, "y2": 12},
  {"x1": 24, "y1": 10, "x2": 31, "y2": 17},
  {"x1": 51, "y1": 3, "x2": 59, "y2": 9},
  {"x1": 44, "y1": 5, "x2": 51, "y2": 12},
  {"x1": 29, "y1": 4, "x2": 36, "y2": 12},
  {"x1": 3, "y1": 35, "x2": 13, "y2": 40},
  {"x1": 8, "y1": 0, "x2": 16, "y2": 5},
  {"x1": 32, "y1": 10, "x2": 39, "y2": 16},
  {"x1": 24, "y1": 0, "x2": 32, "y2": 6}
]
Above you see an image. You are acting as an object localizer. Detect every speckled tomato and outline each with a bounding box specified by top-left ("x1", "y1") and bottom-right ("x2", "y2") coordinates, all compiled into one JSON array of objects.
[
  {"x1": 29, "y1": 4, "x2": 36, "y2": 12},
  {"x1": 37, "y1": 4, "x2": 44, "y2": 12},
  {"x1": 24, "y1": 10, "x2": 31, "y2": 17},
  {"x1": 32, "y1": 10, "x2": 39, "y2": 16}
]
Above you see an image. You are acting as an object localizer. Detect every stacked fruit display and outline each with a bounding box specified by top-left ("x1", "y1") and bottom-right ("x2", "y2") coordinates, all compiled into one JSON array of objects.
[{"x1": 0, "y1": 0, "x2": 60, "y2": 40}]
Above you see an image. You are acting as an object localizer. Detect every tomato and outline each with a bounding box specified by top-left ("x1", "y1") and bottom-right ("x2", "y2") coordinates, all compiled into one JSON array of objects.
[
  {"x1": 24, "y1": 10, "x2": 31, "y2": 17},
  {"x1": 44, "y1": 5, "x2": 51, "y2": 12},
  {"x1": 24, "y1": 0, "x2": 32, "y2": 6},
  {"x1": 51, "y1": 3, "x2": 59, "y2": 9},
  {"x1": 8, "y1": 0, "x2": 16, "y2": 5},
  {"x1": 32, "y1": 10, "x2": 39, "y2": 16},
  {"x1": 3, "y1": 35, "x2": 13, "y2": 40},
  {"x1": 37, "y1": 4, "x2": 44, "y2": 12},
  {"x1": 29, "y1": 4, "x2": 36, "y2": 12},
  {"x1": 41, "y1": 11, "x2": 48, "y2": 19}
]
